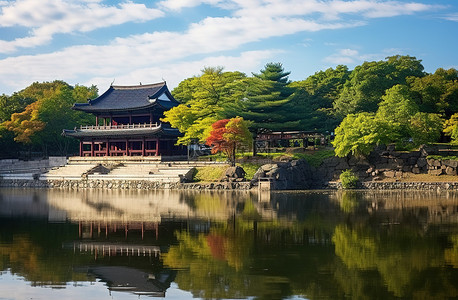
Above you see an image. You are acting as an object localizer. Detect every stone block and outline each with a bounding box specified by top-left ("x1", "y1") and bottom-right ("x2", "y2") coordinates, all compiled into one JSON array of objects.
[
  {"x1": 261, "y1": 164, "x2": 276, "y2": 171},
  {"x1": 402, "y1": 166, "x2": 412, "y2": 172},
  {"x1": 417, "y1": 158, "x2": 427, "y2": 168},
  {"x1": 429, "y1": 169, "x2": 444, "y2": 176},
  {"x1": 384, "y1": 170, "x2": 395, "y2": 178},
  {"x1": 446, "y1": 167, "x2": 457, "y2": 176},
  {"x1": 336, "y1": 160, "x2": 350, "y2": 170},
  {"x1": 444, "y1": 160, "x2": 458, "y2": 168},
  {"x1": 408, "y1": 157, "x2": 418, "y2": 165},
  {"x1": 323, "y1": 156, "x2": 340, "y2": 167}
]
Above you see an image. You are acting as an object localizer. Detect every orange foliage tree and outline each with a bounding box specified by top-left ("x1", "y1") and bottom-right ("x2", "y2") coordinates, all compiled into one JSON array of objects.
[
  {"x1": 3, "y1": 101, "x2": 45, "y2": 144},
  {"x1": 206, "y1": 117, "x2": 252, "y2": 166}
]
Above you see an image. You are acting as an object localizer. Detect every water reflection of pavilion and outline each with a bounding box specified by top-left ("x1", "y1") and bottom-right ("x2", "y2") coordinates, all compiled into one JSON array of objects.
[{"x1": 88, "y1": 266, "x2": 175, "y2": 297}]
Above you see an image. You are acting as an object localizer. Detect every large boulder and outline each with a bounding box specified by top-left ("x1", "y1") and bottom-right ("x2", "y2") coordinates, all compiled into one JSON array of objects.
[{"x1": 222, "y1": 166, "x2": 246, "y2": 182}]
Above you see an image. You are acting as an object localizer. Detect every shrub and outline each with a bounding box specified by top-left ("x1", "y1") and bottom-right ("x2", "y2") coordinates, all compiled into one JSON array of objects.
[{"x1": 340, "y1": 169, "x2": 359, "y2": 189}]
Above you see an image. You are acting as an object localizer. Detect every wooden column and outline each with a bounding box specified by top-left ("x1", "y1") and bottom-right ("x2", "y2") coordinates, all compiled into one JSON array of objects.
[
  {"x1": 79, "y1": 141, "x2": 83, "y2": 156},
  {"x1": 155, "y1": 138, "x2": 159, "y2": 156},
  {"x1": 106, "y1": 140, "x2": 109, "y2": 156},
  {"x1": 91, "y1": 141, "x2": 94, "y2": 156},
  {"x1": 95, "y1": 115, "x2": 99, "y2": 126},
  {"x1": 129, "y1": 114, "x2": 132, "y2": 124},
  {"x1": 125, "y1": 139, "x2": 128, "y2": 156}
]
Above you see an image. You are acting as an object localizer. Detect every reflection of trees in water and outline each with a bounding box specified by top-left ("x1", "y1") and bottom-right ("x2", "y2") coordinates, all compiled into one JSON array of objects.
[
  {"x1": 163, "y1": 216, "x2": 342, "y2": 299},
  {"x1": 0, "y1": 220, "x2": 88, "y2": 285},
  {"x1": 333, "y1": 223, "x2": 458, "y2": 298},
  {"x1": 2, "y1": 189, "x2": 458, "y2": 298},
  {"x1": 332, "y1": 190, "x2": 458, "y2": 299},
  {"x1": 163, "y1": 191, "x2": 458, "y2": 300}
]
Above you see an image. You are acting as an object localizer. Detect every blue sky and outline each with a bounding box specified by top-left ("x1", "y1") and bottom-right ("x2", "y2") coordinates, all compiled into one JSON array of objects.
[{"x1": 0, "y1": 0, "x2": 456, "y2": 95}]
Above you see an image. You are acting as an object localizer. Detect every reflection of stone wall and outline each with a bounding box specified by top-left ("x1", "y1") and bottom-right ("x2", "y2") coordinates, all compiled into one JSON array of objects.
[
  {"x1": 46, "y1": 189, "x2": 264, "y2": 222},
  {"x1": 360, "y1": 190, "x2": 458, "y2": 225}
]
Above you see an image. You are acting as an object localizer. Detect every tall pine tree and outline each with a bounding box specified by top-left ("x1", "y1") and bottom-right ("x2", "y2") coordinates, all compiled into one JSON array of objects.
[
  {"x1": 231, "y1": 64, "x2": 295, "y2": 125},
  {"x1": 225, "y1": 62, "x2": 297, "y2": 154}
]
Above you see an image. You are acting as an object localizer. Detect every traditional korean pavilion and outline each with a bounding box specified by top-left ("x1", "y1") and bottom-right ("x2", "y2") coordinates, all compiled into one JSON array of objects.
[{"x1": 63, "y1": 82, "x2": 186, "y2": 157}]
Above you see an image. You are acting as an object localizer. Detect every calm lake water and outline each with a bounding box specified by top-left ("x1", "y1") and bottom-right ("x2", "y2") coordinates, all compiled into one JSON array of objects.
[{"x1": 1, "y1": 188, "x2": 458, "y2": 300}]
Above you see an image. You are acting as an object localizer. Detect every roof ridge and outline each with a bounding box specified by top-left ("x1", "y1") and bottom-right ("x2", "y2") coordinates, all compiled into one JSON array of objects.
[{"x1": 111, "y1": 82, "x2": 166, "y2": 89}]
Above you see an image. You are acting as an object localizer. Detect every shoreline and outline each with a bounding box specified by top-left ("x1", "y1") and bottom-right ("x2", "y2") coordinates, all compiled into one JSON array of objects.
[{"x1": 1, "y1": 178, "x2": 457, "y2": 191}]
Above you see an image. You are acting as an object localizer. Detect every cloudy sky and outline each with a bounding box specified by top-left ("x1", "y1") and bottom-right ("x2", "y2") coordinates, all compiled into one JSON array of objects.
[{"x1": 0, "y1": 0, "x2": 456, "y2": 95}]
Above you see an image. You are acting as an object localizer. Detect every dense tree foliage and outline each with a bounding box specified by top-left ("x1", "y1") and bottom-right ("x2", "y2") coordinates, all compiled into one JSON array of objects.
[
  {"x1": 166, "y1": 56, "x2": 456, "y2": 159},
  {"x1": 444, "y1": 113, "x2": 458, "y2": 144},
  {"x1": 333, "y1": 55, "x2": 424, "y2": 116},
  {"x1": 290, "y1": 65, "x2": 350, "y2": 132},
  {"x1": 1, "y1": 55, "x2": 456, "y2": 159},
  {"x1": 332, "y1": 113, "x2": 391, "y2": 157},
  {"x1": 408, "y1": 68, "x2": 458, "y2": 117},
  {"x1": 0, "y1": 81, "x2": 97, "y2": 157},
  {"x1": 162, "y1": 67, "x2": 246, "y2": 145}
]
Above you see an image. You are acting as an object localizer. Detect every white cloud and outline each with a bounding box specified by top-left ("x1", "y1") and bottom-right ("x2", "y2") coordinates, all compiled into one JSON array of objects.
[
  {"x1": 0, "y1": 0, "x2": 448, "y2": 94},
  {"x1": 324, "y1": 47, "x2": 406, "y2": 65},
  {"x1": 443, "y1": 12, "x2": 458, "y2": 22},
  {"x1": 87, "y1": 50, "x2": 280, "y2": 92},
  {"x1": 0, "y1": 42, "x2": 278, "y2": 94},
  {"x1": 159, "y1": 0, "x2": 441, "y2": 20},
  {"x1": 159, "y1": 0, "x2": 226, "y2": 11},
  {"x1": 0, "y1": 0, "x2": 164, "y2": 53}
]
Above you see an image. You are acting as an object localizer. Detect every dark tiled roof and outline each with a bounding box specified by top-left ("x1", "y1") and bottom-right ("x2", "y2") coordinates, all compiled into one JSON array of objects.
[
  {"x1": 62, "y1": 124, "x2": 181, "y2": 139},
  {"x1": 73, "y1": 82, "x2": 179, "y2": 112}
]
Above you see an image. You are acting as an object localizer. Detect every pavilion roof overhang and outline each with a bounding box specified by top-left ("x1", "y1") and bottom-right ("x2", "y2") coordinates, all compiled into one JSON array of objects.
[{"x1": 72, "y1": 82, "x2": 179, "y2": 114}]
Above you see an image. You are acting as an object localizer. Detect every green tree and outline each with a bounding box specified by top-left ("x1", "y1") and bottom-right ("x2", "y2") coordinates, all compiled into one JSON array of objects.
[
  {"x1": 332, "y1": 113, "x2": 391, "y2": 157},
  {"x1": 376, "y1": 84, "x2": 419, "y2": 146},
  {"x1": 229, "y1": 63, "x2": 296, "y2": 132},
  {"x1": 408, "y1": 68, "x2": 458, "y2": 116},
  {"x1": 224, "y1": 63, "x2": 297, "y2": 155},
  {"x1": 377, "y1": 85, "x2": 418, "y2": 124},
  {"x1": 1, "y1": 81, "x2": 97, "y2": 156},
  {"x1": 334, "y1": 55, "x2": 424, "y2": 116},
  {"x1": 162, "y1": 67, "x2": 246, "y2": 145},
  {"x1": 444, "y1": 113, "x2": 458, "y2": 144},
  {"x1": 409, "y1": 112, "x2": 444, "y2": 146},
  {"x1": 0, "y1": 93, "x2": 35, "y2": 123},
  {"x1": 289, "y1": 65, "x2": 350, "y2": 132}
]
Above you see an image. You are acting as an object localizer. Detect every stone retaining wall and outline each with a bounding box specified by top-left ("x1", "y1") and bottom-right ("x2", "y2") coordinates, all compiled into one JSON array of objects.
[
  {"x1": 0, "y1": 177, "x2": 455, "y2": 191},
  {"x1": 0, "y1": 179, "x2": 251, "y2": 190},
  {"x1": 250, "y1": 145, "x2": 457, "y2": 190},
  {"x1": 328, "y1": 181, "x2": 458, "y2": 190}
]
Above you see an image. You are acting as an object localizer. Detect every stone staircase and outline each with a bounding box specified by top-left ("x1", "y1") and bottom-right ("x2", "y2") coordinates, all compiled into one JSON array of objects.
[
  {"x1": 37, "y1": 157, "x2": 226, "y2": 183},
  {"x1": 41, "y1": 164, "x2": 98, "y2": 180}
]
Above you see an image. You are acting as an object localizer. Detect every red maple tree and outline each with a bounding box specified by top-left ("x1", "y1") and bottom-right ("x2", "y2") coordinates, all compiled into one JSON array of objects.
[{"x1": 206, "y1": 117, "x2": 252, "y2": 166}]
